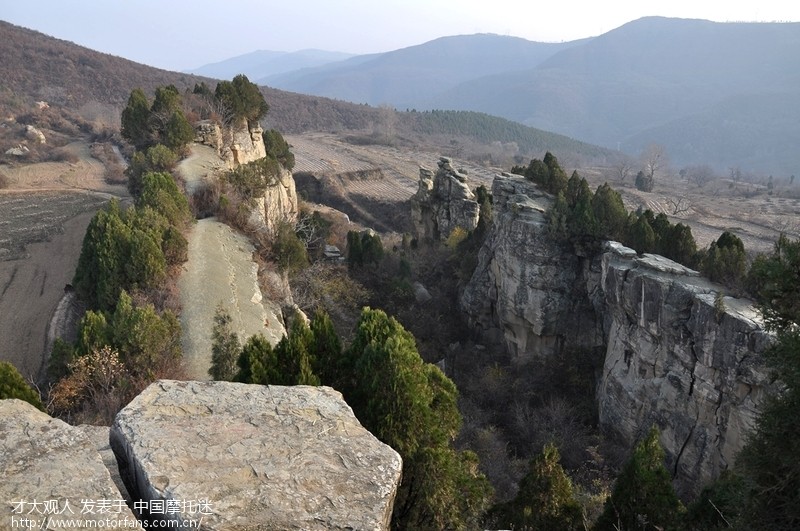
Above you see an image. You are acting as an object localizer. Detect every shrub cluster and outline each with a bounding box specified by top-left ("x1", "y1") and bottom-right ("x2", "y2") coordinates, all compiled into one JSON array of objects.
[{"x1": 210, "y1": 307, "x2": 493, "y2": 529}]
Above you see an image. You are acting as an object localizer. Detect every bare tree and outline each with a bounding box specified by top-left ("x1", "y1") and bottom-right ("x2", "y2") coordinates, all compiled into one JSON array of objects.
[
  {"x1": 729, "y1": 166, "x2": 742, "y2": 183},
  {"x1": 641, "y1": 144, "x2": 668, "y2": 183},
  {"x1": 615, "y1": 159, "x2": 633, "y2": 182},
  {"x1": 666, "y1": 196, "x2": 691, "y2": 215},
  {"x1": 683, "y1": 164, "x2": 716, "y2": 187}
]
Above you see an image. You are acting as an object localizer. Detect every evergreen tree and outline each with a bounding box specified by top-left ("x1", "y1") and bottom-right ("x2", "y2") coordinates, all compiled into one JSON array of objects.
[
  {"x1": 594, "y1": 427, "x2": 684, "y2": 531},
  {"x1": 701, "y1": 231, "x2": 747, "y2": 288},
  {"x1": 163, "y1": 109, "x2": 195, "y2": 151},
  {"x1": 121, "y1": 88, "x2": 152, "y2": 150},
  {"x1": 626, "y1": 214, "x2": 657, "y2": 254},
  {"x1": 343, "y1": 308, "x2": 492, "y2": 529},
  {"x1": 310, "y1": 309, "x2": 342, "y2": 386},
  {"x1": 663, "y1": 223, "x2": 697, "y2": 266},
  {"x1": 214, "y1": 74, "x2": 269, "y2": 124},
  {"x1": 209, "y1": 306, "x2": 240, "y2": 381},
  {"x1": 263, "y1": 129, "x2": 295, "y2": 170},
  {"x1": 235, "y1": 334, "x2": 278, "y2": 385},
  {"x1": 592, "y1": 183, "x2": 627, "y2": 240},
  {"x1": 564, "y1": 171, "x2": 586, "y2": 208},
  {"x1": 544, "y1": 151, "x2": 569, "y2": 196},
  {"x1": 525, "y1": 158, "x2": 550, "y2": 188},
  {"x1": 346, "y1": 230, "x2": 364, "y2": 269},
  {"x1": 736, "y1": 235, "x2": 800, "y2": 529},
  {"x1": 126, "y1": 144, "x2": 179, "y2": 199},
  {"x1": 548, "y1": 192, "x2": 570, "y2": 239},
  {"x1": 635, "y1": 170, "x2": 654, "y2": 192},
  {"x1": 0, "y1": 362, "x2": 44, "y2": 410},
  {"x1": 274, "y1": 315, "x2": 320, "y2": 386},
  {"x1": 360, "y1": 231, "x2": 384, "y2": 267},
  {"x1": 492, "y1": 444, "x2": 583, "y2": 531}
]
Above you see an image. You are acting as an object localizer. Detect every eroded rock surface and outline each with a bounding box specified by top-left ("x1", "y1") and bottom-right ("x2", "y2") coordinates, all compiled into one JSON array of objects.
[
  {"x1": 461, "y1": 173, "x2": 772, "y2": 495},
  {"x1": 110, "y1": 380, "x2": 402, "y2": 530},
  {"x1": 178, "y1": 218, "x2": 286, "y2": 380},
  {"x1": 411, "y1": 157, "x2": 479, "y2": 242},
  {"x1": 0, "y1": 400, "x2": 136, "y2": 528}
]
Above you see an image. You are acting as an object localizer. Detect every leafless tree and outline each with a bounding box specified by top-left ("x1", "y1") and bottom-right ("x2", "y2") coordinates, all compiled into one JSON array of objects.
[
  {"x1": 729, "y1": 166, "x2": 742, "y2": 183},
  {"x1": 615, "y1": 159, "x2": 633, "y2": 182},
  {"x1": 666, "y1": 196, "x2": 691, "y2": 215},
  {"x1": 682, "y1": 164, "x2": 716, "y2": 187},
  {"x1": 641, "y1": 143, "x2": 668, "y2": 182}
]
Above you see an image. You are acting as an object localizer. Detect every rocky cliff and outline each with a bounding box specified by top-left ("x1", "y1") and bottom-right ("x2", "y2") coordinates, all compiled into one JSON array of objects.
[
  {"x1": 195, "y1": 117, "x2": 298, "y2": 234},
  {"x1": 0, "y1": 382, "x2": 402, "y2": 530},
  {"x1": 461, "y1": 173, "x2": 772, "y2": 496},
  {"x1": 411, "y1": 157, "x2": 480, "y2": 242}
]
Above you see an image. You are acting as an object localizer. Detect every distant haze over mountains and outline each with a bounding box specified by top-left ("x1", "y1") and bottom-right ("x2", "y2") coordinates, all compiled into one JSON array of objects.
[
  {"x1": 188, "y1": 49, "x2": 355, "y2": 81},
  {"x1": 205, "y1": 17, "x2": 800, "y2": 175}
]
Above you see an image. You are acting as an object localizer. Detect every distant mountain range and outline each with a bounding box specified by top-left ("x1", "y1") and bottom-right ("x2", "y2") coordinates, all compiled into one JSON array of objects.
[
  {"x1": 187, "y1": 49, "x2": 355, "y2": 81},
  {"x1": 0, "y1": 20, "x2": 617, "y2": 169},
  {"x1": 206, "y1": 17, "x2": 798, "y2": 175}
]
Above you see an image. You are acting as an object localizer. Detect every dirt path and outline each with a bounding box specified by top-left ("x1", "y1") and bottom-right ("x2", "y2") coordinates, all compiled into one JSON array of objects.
[
  {"x1": 176, "y1": 143, "x2": 226, "y2": 195},
  {"x1": 177, "y1": 144, "x2": 286, "y2": 379}
]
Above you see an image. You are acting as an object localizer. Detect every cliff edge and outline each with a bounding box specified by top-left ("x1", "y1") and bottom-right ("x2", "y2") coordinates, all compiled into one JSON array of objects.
[{"x1": 461, "y1": 173, "x2": 772, "y2": 496}]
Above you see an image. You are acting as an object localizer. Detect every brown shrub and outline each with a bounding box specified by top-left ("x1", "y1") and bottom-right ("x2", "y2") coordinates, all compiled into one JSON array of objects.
[
  {"x1": 189, "y1": 179, "x2": 223, "y2": 219},
  {"x1": 0, "y1": 171, "x2": 9, "y2": 189}
]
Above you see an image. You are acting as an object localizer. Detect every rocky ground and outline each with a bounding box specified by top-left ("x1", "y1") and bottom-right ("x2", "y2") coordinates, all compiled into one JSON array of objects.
[{"x1": 178, "y1": 217, "x2": 285, "y2": 380}]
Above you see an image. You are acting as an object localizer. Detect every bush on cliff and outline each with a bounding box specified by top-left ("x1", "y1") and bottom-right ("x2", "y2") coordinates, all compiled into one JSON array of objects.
[{"x1": 0, "y1": 362, "x2": 44, "y2": 411}]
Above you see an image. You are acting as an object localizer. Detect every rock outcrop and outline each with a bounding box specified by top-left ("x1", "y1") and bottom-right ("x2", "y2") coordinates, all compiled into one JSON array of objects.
[
  {"x1": 111, "y1": 380, "x2": 402, "y2": 530},
  {"x1": 461, "y1": 173, "x2": 772, "y2": 496},
  {"x1": 0, "y1": 399, "x2": 136, "y2": 529},
  {"x1": 195, "y1": 117, "x2": 266, "y2": 168},
  {"x1": 248, "y1": 165, "x2": 299, "y2": 234},
  {"x1": 411, "y1": 157, "x2": 480, "y2": 242}
]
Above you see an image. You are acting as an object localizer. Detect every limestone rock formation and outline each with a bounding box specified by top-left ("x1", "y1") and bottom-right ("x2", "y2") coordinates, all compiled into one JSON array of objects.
[
  {"x1": 411, "y1": 157, "x2": 480, "y2": 242},
  {"x1": 461, "y1": 174, "x2": 598, "y2": 359},
  {"x1": 0, "y1": 399, "x2": 136, "y2": 528},
  {"x1": 596, "y1": 243, "x2": 771, "y2": 496},
  {"x1": 195, "y1": 116, "x2": 267, "y2": 168},
  {"x1": 461, "y1": 173, "x2": 772, "y2": 496},
  {"x1": 111, "y1": 380, "x2": 402, "y2": 530},
  {"x1": 248, "y1": 165, "x2": 300, "y2": 234}
]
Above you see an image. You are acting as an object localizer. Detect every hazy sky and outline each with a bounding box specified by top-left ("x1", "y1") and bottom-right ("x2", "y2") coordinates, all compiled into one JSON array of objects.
[{"x1": 3, "y1": 0, "x2": 800, "y2": 71}]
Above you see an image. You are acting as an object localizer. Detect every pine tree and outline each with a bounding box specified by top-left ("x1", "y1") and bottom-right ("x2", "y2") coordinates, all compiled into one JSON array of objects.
[
  {"x1": 492, "y1": 443, "x2": 583, "y2": 530},
  {"x1": 209, "y1": 306, "x2": 240, "y2": 381},
  {"x1": 736, "y1": 235, "x2": 800, "y2": 529},
  {"x1": 594, "y1": 427, "x2": 684, "y2": 531}
]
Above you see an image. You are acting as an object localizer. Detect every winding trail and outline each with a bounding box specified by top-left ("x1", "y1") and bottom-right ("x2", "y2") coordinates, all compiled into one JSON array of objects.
[{"x1": 177, "y1": 146, "x2": 285, "y2": 380}]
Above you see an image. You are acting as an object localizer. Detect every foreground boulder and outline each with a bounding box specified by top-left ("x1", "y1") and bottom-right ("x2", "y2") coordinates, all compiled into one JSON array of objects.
[
  {"x1": 0, "y1": 399, "x2": 136, "y2": 529},
  {"x1": 111, "y1": 380, "x2": 402, "y2": 530}
]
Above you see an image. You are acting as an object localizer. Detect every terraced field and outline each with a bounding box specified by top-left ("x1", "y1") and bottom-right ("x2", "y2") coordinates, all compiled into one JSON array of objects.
[{"x1": 288, "y1": 133, "x2": 498, "y2": 233}]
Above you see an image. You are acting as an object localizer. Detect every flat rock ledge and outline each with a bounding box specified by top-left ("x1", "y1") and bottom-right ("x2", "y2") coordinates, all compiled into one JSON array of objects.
[
  {"x1": 0, "y1": 399, "x2": 136, "y2": 529},
  {"x1": 110, "y1": 380, "x2": 402, "y2": 530}
]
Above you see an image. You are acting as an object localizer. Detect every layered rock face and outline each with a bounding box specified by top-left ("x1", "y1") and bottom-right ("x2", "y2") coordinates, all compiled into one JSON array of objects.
[
  {"x1": 461, "y1": 173, "x2": 771, "y2": 495},
  {"x1": 248, "y1": 165, "x2": 300, "y2": 234},
  {"x1": 411, "y1": 157, "x2": 480, "y2": 242},
  {"x1": 111, "y1": 380, "x2": 402, "y2": 530},
  {"x1": 597, "y1": 246, "x2": 770, "y2": 496},
  {"x1": 196, "y1": 117, "x2": 266, "y2": 168},
  {"x1": 194, "y1": 117, "x2": 298, "y2": 234},
  {"x1": 461, "y1": 175, "x2": 600, "y2": 359},
  {"x1": 0, "y1": 400, "x2": 136, "y2": 529}
]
